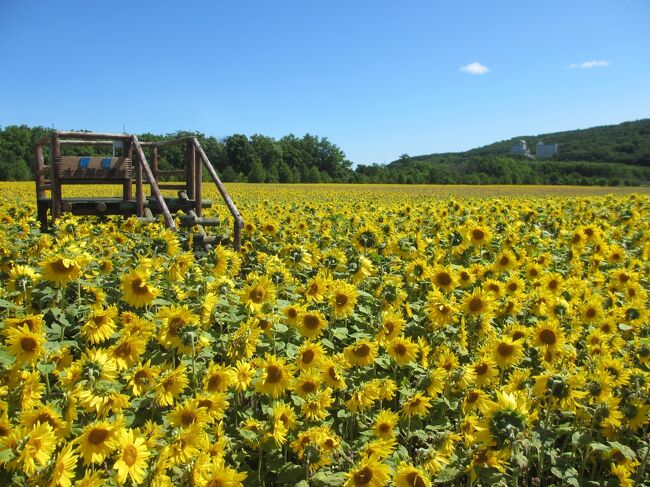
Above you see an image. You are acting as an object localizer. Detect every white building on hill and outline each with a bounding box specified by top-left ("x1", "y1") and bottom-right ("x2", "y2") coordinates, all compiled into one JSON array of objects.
[
  {"x1": 536, "y1": 142, "x2": 559, "y2": 158},
  {"x1": 510, "y1": 140, "x2": 531, "y2": 157}
]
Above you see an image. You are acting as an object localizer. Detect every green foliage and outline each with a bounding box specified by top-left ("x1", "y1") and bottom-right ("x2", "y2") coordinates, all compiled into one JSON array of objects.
[
  {"x1": 462, "y1": 118, "x2": 650, "y2": 165},
  {"x1": 359, "y1": 154, "x2": 650, "y2": 185},
  {"x1": 2, "y1": 120, "x2": 649, "y2": 185},
  {"x1": 0, "y1": 125, "x2": 354, "y2": 184}
]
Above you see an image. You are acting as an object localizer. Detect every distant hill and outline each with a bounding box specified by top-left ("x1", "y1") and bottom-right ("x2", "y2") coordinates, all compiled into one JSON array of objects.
[
  {"x1": 402, "y1": 118, "x2": 650, "y2": 166},
  {"x1": 365, "y1": 119, "x2": 650, "y2": 185}
]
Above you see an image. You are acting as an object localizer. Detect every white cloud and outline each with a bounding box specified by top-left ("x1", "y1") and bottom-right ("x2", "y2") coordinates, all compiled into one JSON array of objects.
[
  {"x1": 460, "y1": 62, "x2": 490, "y2": 75},
  {"x1": 567, "y1": 60, "x2": 610, "y2": 69}
]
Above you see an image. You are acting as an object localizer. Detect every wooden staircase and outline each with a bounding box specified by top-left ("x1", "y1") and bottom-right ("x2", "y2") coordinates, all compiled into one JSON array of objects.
[{"x1": 33, "y1": 132, "x2": 243, "y2": 252}]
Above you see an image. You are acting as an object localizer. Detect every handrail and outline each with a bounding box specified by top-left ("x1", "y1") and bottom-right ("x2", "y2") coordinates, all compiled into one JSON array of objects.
[
  {"x1": 191, "y1": 137, "x2": 244, "y2": 251},
  {"x1": 140, "y1": 137, "x2": 194, "y2": 148},
  {"x1": 36, "y1": 131, "x2": 132, "y2": 146},
  {"x1": 130, "y1": 135, "x2": 177, "y2": 230}
]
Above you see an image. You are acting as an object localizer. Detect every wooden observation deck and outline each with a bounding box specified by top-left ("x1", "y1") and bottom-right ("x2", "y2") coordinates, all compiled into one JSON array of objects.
[{"x1": 33, "y1": 131, "x2": 243, "y2": 251}]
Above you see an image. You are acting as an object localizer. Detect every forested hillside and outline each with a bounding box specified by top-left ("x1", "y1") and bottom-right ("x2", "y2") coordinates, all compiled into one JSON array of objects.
[
  {"x1": 0, "y1": 126, "x2": 355, "y2": 183},
  {"x1": 1, "y1": 121, "x2": 649, "y2": 185},
  {"x1": 412, "y1": 119, "x2": 650, "y2": 165}
]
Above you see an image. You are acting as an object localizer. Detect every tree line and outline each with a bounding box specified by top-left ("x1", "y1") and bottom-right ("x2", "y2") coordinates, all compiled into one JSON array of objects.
[{"x1": 0, "y1": 124, "x2": 648, "y2": 185}]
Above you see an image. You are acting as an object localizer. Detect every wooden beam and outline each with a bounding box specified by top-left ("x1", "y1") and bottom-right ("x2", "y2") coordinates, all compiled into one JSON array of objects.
[
  {"x1": 131, "y1": 135, "x2": 176, "y2": 230},
  {"x1": 36, "y1": 133, "x2": 53, "y2": 146},
  {"x1": 140, "y1": 137, "x2": 193, "y2": 148},
  {"x1": 58, "y1": 140, "x2": 116, "y2": 146},
  {"x1": 57, "y1": 131, "x2": 131, "y2": 140},
  {"x1": 154, "y1": 169, "x2": 186, "y2": 177},
  {"x1": 193, "y1": 138, "x2": 244, "y2": 251},
  {"x1": 156, "y1": 183, "x2": 188, "y2": 190},
  {"x1": 36, "y1": 166, "x2": 51, "y2": 177}
]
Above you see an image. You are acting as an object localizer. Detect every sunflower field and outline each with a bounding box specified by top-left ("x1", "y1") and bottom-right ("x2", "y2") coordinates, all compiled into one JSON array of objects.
[{"x1": 0, "y1": 182, "x2": 649, "y2": 487}]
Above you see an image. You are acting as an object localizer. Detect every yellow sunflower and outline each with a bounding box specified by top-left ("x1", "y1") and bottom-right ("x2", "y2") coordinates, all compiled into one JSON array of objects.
[
  {"x1": 475, "y1": 390, "x2": 536, "y2": 448},
  {"x1": 466, "y1": 223, "x2": 491, "y2": 247},
  {"x1": 48, "y1": 442, "x2": 77, "y2": 487},
  {"x1": 386, "y1": 336, "x2": 418, "y2": 366},
  {"x1": 239, "y1": 276, "x2": 276, "y2": 312},
  {"x1": 329, "y1": 280, "x2": 358, "y2": 319},
  {"x1": 81, "y1": 305, "x2": 118, "y2": 345},
  {"x1": 353, "y1": 225, "x2": 381, "y2": 253},
  {"x1": 373, "y1": 409, "x2": 399, "y2": 439},
  {"x1": 6, "y1": 325, "x2": 46, "y2": 365},
  {"x1": 321, "y1": 357, "x2": 347, "y2": 390},
  {"x1": 492, "y1": 336, "x2": 525, "y2": 369},
  {"x1": 154, "y1": 365, "x2": 189, "y2": 406},
  {"x1": 401, "y1": 392, "x2": 431, "y2": 418},
  {"x1": 114, "y1": 429, "x2": 151, "y2": 485},
  {"x1": 344, "y1": 339, "x2": 378, "y2": 367},
  {"x1": 296, "y1": 341, "x2": 326, "y2": 370},
  {"x1": 203, "y1": 363, "x2": 235, "y2": 393},
  {"x1": 18, "y1": 421, "x2": 56, "y2": 476},
  {"x1": 344, "y1": 456, "x2": 392, "y2": 487},
  {"x1": 461, "y1": 288, "x2": 494, "y2": 317},
  {"x1": 40, "y1": 254, "x2": 84, "y2": 286},
  {"x1": 394, "y1": 462, "x2": 431, "y2": 487},
  {"x1": 293, "y1": 370, "x2": 322, "y2": 397},
  {"x1": 78, "y1": 420, "x2": 121, "y2": 465},
  {"x1": 255, "y1": 354, "x2": 294, "y2": 398},
  {"x1": 167, "y1": 400, "x2": 210, "y2": 429},
  {"x1": 121, "y1": 269, "x2": 159, "y2": 308},
  {"x1": 376, "y1": 310, "x2": 405, "y2": 343},
  {"x1": 430, "y1": 266, "x2": 456, "y2": 292},
  {"x1": 298, "y1": 310, "x2": 329, "y2": 340}
]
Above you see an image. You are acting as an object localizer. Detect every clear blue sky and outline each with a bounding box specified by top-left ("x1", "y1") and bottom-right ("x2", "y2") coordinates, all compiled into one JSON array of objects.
[{"x1": 1, "y1": 1, "x2": 649, "y2": 165}]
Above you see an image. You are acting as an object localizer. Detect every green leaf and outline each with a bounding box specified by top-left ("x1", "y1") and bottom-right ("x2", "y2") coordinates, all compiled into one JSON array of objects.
[
  {"x1": 312, "y1": 471, "x2": 347, "y2": 486},
  {"x1": 566, "y1": 477, "x2": 580, "y2": 487},
  {"x1": 589, "y1": 442, "x2": 610, "y2": 452},
  {"x1": 608, "y1": 441, "x2": 636, "y2": 460},
  {"x1": 0, "y1": 447, "x2": 15, "y2": 463},
  {"x1": 37, "y1": 362, "x2": 56, "y2": 374},
  {"x1": 434, "y1": 466, "x2": 461, "y2": 483},
  {"x1": 239, "y1": 428, "x2": 258, "y2": 442},
  {"x1": 0, "y1": 299, "x2": 16, "y2": 310},
  {"x1": 0, "y1": 347, "x2": 15, "y2": 367},
  {"x1": 332, "y1": 327, "x2": 348, "y2": 340}
]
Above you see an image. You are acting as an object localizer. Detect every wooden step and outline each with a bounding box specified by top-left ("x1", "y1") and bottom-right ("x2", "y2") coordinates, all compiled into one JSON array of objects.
[
  {"x1": 192, "y1": 234, "x2": 226, "y2": 245},
  {"x1": 156, "y1": 183, "x2": 187, "y2": 191},
  {"x1": 178, "y1": 216, "x2": 220, "y2": 227},
  {"x1": 146, "y1": 198, "x2": 211, "y2": 212},
  {"x1": 137, "y1": 208, "x2": 157, "y2": 223}
]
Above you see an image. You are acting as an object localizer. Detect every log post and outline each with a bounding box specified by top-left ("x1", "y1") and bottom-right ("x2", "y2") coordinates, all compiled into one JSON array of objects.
[
  {"x1": 50, "y1": 134, "x2": 62, "y2": 221},
  {"x1": 186, "y1": 141, "x2": 196, "y2": 202},
  {"x1": 123, "y1": 138, "x2": 133, "y2": 201},
  {"x1": 135, "y1": 148, "x2": 144, "y2": 217},
  {"x1": 34, "y1": 144, "x2": 47, "y2": 231},
  {"x1": 131, "y1": 136, "x2": 176, "y2": 230},
  {"x1": 194, "y1": 145, "x2": 202, "y2": 217},
  {"x1": 34, "y1": 144, "x2": 46, "y2": 199},
  {"x1": 151, "y1": 145, "x2": 159, "y2": 198},
  {"x1": 193, "y1": 138, "x2": 244, "y2": 251}
]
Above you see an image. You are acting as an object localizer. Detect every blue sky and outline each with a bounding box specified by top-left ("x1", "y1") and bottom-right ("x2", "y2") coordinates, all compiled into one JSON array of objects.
[{"x1": 1, "y1": 1, "x2": 649, "y2": 165}]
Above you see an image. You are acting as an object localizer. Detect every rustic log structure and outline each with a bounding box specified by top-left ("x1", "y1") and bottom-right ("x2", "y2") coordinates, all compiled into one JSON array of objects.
[{"x1": 33, "y1": 131, "x2": 244, "y2": 251}]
